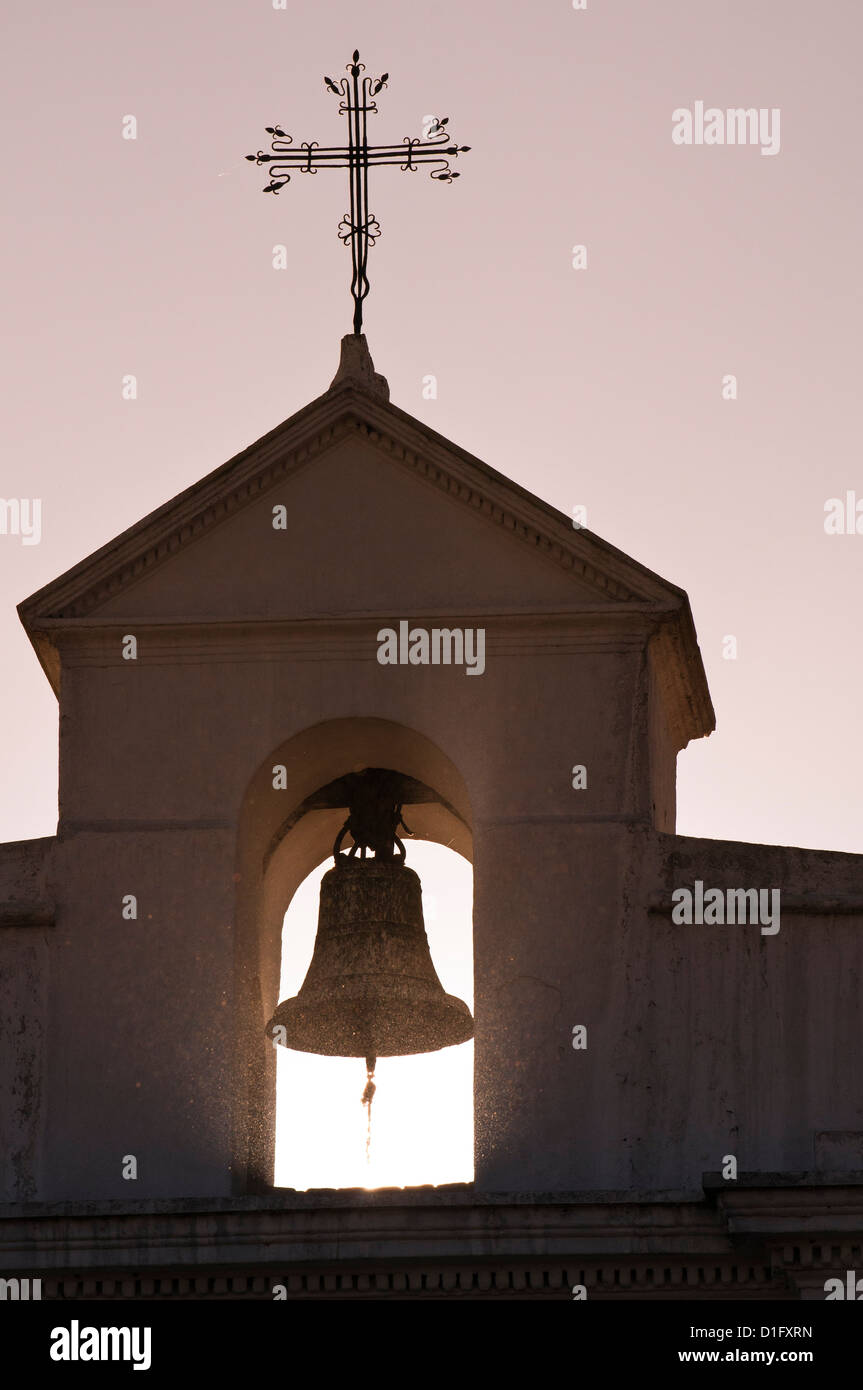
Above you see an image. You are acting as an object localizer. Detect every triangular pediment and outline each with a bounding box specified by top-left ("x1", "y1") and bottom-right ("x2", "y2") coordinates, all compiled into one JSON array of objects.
[
  {"x1": 20, "y1": 385, "x2": 688, "y2": 623},
  {"x1": 18, "y1": 344, "x2": 714, "y2": 742}
]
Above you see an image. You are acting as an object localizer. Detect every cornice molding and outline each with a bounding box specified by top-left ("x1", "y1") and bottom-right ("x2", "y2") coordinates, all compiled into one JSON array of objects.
[
  {"x1": 1, "y1": 1186, "x2": 860, "y2": 1300},
  {"x1": 650, "y1": 615, "x2": 716, "y2": 750}
]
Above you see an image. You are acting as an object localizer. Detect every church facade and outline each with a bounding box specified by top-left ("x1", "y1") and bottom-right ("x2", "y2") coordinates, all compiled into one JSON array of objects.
[{"x1": 1, "y1": 337, "x2": 861, "y2": 1299}]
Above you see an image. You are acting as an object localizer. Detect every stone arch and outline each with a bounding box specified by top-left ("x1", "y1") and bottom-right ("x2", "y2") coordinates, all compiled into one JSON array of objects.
[{"x1": 231, "y1": 717, "x2": 474, "y2": 1191}]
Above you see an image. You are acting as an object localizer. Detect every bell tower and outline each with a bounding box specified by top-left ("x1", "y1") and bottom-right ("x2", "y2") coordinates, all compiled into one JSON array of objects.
[
  {"x1": 8, "y1": 331, "x2": 711, "y2": 1204},
  {"x1": 3, "y1": 30, "x2": 863, "y2": 1306},
  {"x1": 4, "y1": 333, "x2": 863, "y2": 1299}
]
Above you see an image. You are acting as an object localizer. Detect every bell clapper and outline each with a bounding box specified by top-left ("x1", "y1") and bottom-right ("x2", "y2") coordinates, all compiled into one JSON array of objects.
[{"x1": 362, "y1": 1054, "x2": 377, "y2": 1164}]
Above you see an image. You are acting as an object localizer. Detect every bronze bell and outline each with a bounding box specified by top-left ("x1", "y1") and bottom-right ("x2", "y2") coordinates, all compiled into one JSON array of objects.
[{"x1": 268, "y1": 770, "x2": 473, "y2": 1062}]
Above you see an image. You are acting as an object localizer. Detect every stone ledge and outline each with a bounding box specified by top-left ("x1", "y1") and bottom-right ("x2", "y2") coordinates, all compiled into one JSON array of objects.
[{"x1": 2, "y1": 1184, "x2": 861, "y2": 1276}]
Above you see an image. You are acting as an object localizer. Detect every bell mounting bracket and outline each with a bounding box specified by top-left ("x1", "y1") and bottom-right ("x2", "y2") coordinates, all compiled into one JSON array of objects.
[{"x1": 332, "y1": 768, "x2": 413, "y2": 864}]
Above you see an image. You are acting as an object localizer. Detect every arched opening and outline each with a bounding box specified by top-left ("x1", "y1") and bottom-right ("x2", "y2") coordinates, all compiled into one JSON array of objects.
[
  {"x1": 232, "y1": 718, "x2": 474, "y2": 1193},
  {"x1": 274, "y1": 840, "x2": 473, "y2": 1189}
]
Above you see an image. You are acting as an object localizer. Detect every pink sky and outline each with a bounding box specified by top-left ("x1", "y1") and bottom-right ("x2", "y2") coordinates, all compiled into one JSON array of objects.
[{"x1": 2, "y1": 0, "x2": 861, "y2": 853}]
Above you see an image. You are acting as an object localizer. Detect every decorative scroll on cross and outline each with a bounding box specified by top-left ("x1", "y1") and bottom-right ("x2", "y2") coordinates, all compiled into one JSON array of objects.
[{"x1": 245, "y1": 50, "x2": 470, "y2": 334}]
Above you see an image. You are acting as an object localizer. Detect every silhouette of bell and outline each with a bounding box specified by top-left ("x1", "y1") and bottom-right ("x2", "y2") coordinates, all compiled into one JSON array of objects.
[{"x1": 268, "y1": 770, "x2": 473, "y2": 1060}]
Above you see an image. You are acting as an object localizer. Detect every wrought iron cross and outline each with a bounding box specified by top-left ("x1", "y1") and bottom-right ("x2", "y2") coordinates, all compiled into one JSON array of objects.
[{"x1": 245, "y1": 50, "x2": 470, "y2": 335}]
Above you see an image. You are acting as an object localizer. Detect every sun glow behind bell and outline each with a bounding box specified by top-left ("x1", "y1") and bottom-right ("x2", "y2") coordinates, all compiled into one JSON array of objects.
[{"x1": 274, "y1": 841, "x2": 474, "y2": 1190}]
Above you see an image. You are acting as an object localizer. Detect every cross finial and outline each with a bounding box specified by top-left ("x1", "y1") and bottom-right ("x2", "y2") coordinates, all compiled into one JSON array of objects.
[{"x1": 245, "y1": 50, "x2": 470, "y2": 335}]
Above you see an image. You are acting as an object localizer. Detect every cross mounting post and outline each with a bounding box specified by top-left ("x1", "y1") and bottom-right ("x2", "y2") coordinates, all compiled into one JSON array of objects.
[{"x1": 245, "y1": 49, "x2": 470, "y2": 335}]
